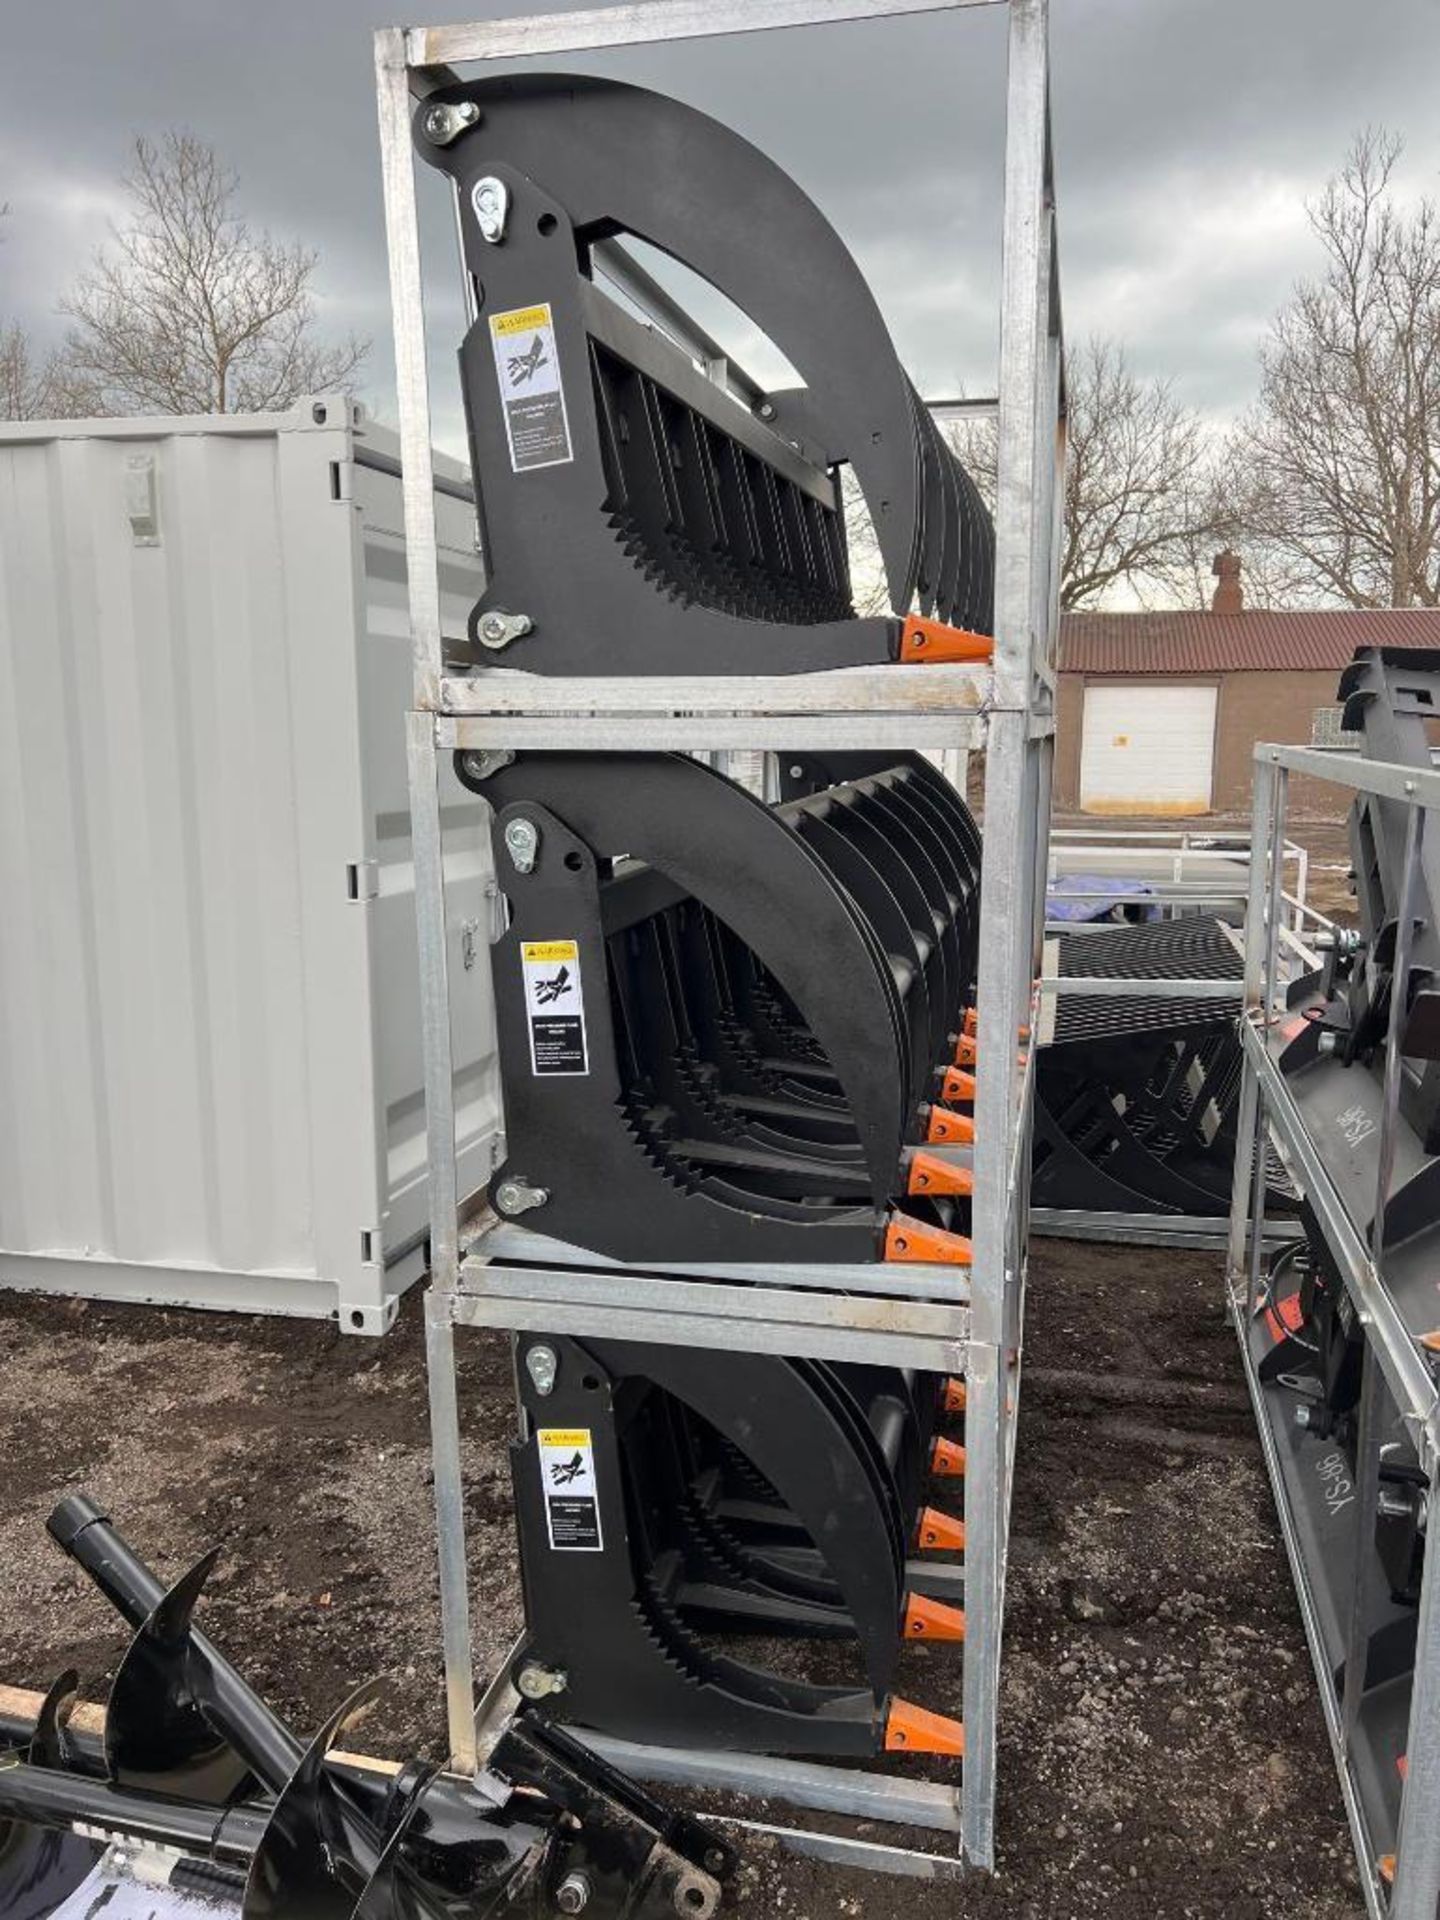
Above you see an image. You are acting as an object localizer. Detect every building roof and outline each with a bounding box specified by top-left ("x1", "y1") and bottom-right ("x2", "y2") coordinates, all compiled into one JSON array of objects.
[{"x1": 1059, "y1": 608, "x2": 1440, "y2": 675}]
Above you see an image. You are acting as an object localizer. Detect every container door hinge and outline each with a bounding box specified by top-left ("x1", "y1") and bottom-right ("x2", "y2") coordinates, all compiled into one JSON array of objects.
[{"x1": 346, "y1": 859, "x2": 379, "y2": 902}]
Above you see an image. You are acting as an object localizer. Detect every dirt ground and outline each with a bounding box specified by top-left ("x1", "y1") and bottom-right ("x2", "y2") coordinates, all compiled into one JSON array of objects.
[{"x1": 0, "y1": 1232, "x2": 1362, "y2": 1920}]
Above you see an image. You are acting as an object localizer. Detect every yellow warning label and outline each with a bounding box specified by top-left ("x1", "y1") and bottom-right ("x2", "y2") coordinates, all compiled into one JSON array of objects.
[
  {"x1": 537, "y1": 1428, "x2": 592, "y2": 1449},
  {"x1": 522, "y1": 939, "x2": 578, "y2": 964},
  {"x1": 491, "y1": 304, "x2": 552, "y2": 337}
]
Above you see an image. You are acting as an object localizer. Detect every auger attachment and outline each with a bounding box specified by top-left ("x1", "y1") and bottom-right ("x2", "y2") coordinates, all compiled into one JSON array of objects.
[
  {"x1": 0, "y1": 1498, "x2": 729, "y2": 1920},
  {"x1": 414, "y1": 72, "x2": 994, "y2": 676}
]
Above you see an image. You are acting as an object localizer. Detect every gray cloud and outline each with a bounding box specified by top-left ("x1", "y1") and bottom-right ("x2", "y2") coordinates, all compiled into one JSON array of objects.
[{"x1": 3, "y1": 0, "x2": 1438, "y2": 452}]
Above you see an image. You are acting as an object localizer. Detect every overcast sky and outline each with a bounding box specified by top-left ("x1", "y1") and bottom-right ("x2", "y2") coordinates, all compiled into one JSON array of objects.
[{"x1": 3, "y1": 0, "x2": 1439, "y2": 456}]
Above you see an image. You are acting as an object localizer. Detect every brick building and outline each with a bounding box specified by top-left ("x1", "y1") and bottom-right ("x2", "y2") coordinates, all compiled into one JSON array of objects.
[{"x1": 1055, "y1": 556, "x2": 1440, "y2": 818}]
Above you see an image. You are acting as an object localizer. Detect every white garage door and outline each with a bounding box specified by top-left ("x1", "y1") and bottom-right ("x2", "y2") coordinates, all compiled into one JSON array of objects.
[{"x1": 1080, "y1": 683, "x2": 1218, "y2": 814}]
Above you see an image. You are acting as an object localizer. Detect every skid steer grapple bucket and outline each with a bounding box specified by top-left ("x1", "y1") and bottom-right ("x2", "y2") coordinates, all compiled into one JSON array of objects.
[
  {"x1": 1031, "y1": 917, "x2": 1290, "y2": 1220},
  {"x1": 414, "y1": 72, "x2": 994, "y2": 675},
  {"x1": 460, "y1": 750, "x2": 976, "y2": 1760},
  {"x1": 463, "y1": 747, "x2": 983, "y2": 1265}
]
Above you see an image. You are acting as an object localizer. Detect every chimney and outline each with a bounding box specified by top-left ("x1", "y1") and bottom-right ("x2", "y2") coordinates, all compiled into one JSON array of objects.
[{"x1": 1211, "y1": 549, "x2": 1244, "y2": 615}]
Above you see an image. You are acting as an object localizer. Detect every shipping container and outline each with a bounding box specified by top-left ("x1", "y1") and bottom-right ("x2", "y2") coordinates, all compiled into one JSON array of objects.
[{"x1": 0, "y1": 398, "x2": 499, "y2": 1333}]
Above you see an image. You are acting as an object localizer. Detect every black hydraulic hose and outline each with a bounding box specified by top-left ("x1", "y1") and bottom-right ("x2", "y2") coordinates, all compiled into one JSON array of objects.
[{"x1": 47, "y1": 1495, "x2": 304, "y2": 1793}]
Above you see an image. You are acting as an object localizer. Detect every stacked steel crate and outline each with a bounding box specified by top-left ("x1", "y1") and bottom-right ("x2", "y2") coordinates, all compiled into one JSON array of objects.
[
  {"x1": 1228, "y1": 648, "x2": 1440, "y2": 1920},
  {"x1": 376, "y1": 0, "x2": 1064, "y2": 1874}
]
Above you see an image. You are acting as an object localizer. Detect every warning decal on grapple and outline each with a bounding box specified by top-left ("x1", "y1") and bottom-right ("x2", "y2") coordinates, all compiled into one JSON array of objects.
[
  {"x1": 489, "y1": 302, "x2": 574, "y2": 473},
  {"x1": 537, "y1": 1427, "x2": 603, "y2": 1550},
  {"x1": 521, "y1": 938, "x2": 589, "y2": 1076}
]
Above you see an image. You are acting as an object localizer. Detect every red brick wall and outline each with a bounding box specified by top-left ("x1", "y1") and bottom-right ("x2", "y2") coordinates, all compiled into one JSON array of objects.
[{"x1": 1055, "y1": 670, "x2": 1347, "y2": 819}]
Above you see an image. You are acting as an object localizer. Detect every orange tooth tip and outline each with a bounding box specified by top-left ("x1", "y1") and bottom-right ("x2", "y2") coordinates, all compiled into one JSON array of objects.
[
  {"x1": 930, "y1": 1437, "x2": 967, "y2": 1478},
  {"x1": 884, "y1": 1215, "x2": 973, "y2": 1266},
  {"x1": 897, "y1": 615, "x2": 994, "y2": 665},
  {"x1": 943, "y1": 1378, "x2": 967, "y2": 1416},
  {"x1": 906, "y1": 1149, "x2": 974, "y2": 1199},
  {"x1": 925, "y1": 1105, "x2": 975, "y2": 1146},
  {"x1": 953, "y1": 1034, "x2": 978, "y2": 1069},
  {"x1": 903, "y1": 1594, "x2": 967, "y2": 1642},
  {"x1": 1379, "y1": 1856, "x2": 1395, "y2": 1886},
  {"x1": 962, "y1": 1008, "x2": 979, "y2": 1037},
  {"x1": 940, "y1": 1065, "x2": 976, "y2": 1106},
  {"x1": 884, "y1": 1698, "x2": 965, "y2": 1756},
  {"x1": 916, "y1": 1506, "x2": 966, "y2": 1552}
]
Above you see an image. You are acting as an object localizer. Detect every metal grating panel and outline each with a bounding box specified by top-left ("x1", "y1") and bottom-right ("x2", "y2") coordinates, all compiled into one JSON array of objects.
[{"x1": 1049, "y1": 917, "x2": 1243, "y2": 1045}]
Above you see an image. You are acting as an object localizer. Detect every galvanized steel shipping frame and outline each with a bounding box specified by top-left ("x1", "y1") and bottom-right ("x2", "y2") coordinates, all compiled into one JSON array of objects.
[
  {"x1": 376, "y1": 0, "x2": 1063, "y2": 1877},
  {"x1": 1226, "y1": 742, "x2": 1440, "y2": 1920}
]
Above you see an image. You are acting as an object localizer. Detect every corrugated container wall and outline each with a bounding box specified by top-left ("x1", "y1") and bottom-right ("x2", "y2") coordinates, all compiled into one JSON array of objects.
[{"x1": 0, "y1": 399, "x2": 499, "y2": 1333}]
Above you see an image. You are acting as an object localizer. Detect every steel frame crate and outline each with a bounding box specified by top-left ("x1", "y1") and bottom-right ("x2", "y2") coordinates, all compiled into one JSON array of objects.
[
  {"x1": 375, "y1": 0, "x2": 1064, "y2": 1876},
  {"x1": 0, "y1": 402, "x2": 500, "y2": 1334},
  {"x1": 1226, "y1": 740, "x2": 1440, "y2": 1920}
]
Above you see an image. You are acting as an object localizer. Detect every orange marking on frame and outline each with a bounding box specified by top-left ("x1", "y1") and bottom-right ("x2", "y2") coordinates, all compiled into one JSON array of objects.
[
  {"x1": 930, "y1": 1437, "x2": 967, "y2": 1478},
  {"x1": 898, "y1": 615, "x2": 994, "y2": 665},
  {"x1": 903, "y1": 1594, "x2": 967, "y2": 1642},
  {"x1": 940, "y1": 1065, "x2": 977, "y2": 1105},
  {"x1": 925, "y1": 1105, "x2": 975, "y2": 1147},
  {"x1": 961, "y1": 1010, "x2": 1029, "y2": 1043},
  {"x1": 906, "y1": 1150, "x2": 974, "y2": 1199},
  {"x1": 884, "y1": 1215, "x2": 973, "y2": 1266},
  {"x1": 916, "y1": 1506, "x2": 966, "y2": 1552},
  {"x1": 885, "y1": 1699, "x2": 966, "y2": 1756}
]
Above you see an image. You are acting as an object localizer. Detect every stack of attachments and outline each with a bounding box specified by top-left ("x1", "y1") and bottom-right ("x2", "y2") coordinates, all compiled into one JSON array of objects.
[
  {"x1": 424, "y1": 66, "x2": 989, "y2": 1770},
  {"x1": 415, "y1": 72, "x2": 995, "y2": 675},
  {"x1": 0, "y1": 1495, "x2": 731, "y2": 1920},
  {"x1": 1246, "y1": 648, "x2": 1440, "y2": 1877},
  {"x1": 464, "y1": 749, "x2": 979, "y2": 1760}
]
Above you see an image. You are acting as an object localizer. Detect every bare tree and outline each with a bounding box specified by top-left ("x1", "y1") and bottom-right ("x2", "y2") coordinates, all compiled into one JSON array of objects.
[
  {"x1": 1, "y1": 201, "x2": 95, "y2": 419},
  {"x1": 956, "y1": 338, "x2": 1226, "y2": 609},
  {"x1": 0, "y1": 203, "x2": 58, "y2": 420},
  {"x1": 843, "y1": 339, "x2": 1223, "y2": 614},
  {"x1": 1229, "y1": 130, "x2": 1440, "y2": 609},
  {"x1": 59, "y1": 133, "x2": 367, "y2": 416}
]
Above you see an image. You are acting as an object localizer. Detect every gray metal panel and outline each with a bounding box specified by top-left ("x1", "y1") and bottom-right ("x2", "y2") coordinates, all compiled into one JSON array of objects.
[
  {"x1": 0, "y1": 400, "x2": 498, "y2": 1331},
  {"x1": 349, "y1": 429, "x2": 501, "y2": 1271}
]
